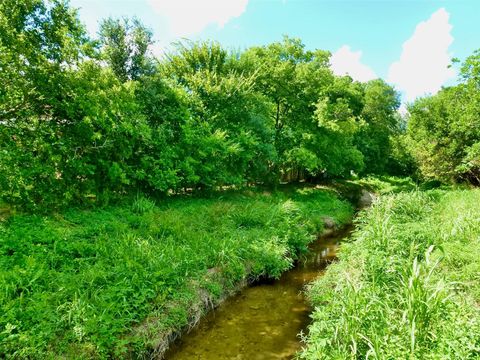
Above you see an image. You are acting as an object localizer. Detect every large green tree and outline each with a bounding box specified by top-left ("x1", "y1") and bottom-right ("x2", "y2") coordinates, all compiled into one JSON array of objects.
[
  {"x1": 0, "y1": 1, "x2": 149, "y2": 208},
  {"x1": 238, "y1": 37, "x2": 368, "y2": 180},
  {"x1": 140, "y1": 41, "x2": 275, "y2": 191},
  {"x1": 355, "y1": 79, "x2": 401, "y2": 174},
  {"x1": 1, "y1": 0, "x2": 94, "y2": 207},
  {"x1": 0, "y1": 0, "x2": 93, "y2": 123},
  {"x1": 407, "y1": 50, "x2": 480, "y2": 184},
  {"x1": 238, "y1": 37, "x2": 330, "y2": 160}
]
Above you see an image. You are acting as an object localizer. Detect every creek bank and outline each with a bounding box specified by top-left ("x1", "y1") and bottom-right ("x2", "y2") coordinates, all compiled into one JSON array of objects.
[
  {"x1": 299, "y1": 189, "x2": 480, "y2": 359},
  {"x1": 162, "y1": 224, "x2": 354, "y2": 360},
  {"x1": 147, "y1": 186, "x2": 369, "y2": 359},
  {"x1": 133, "y1": 225, "x2": 353, "y2": 359},
  {"x1": 1, "y1": 187, "x2": 355, "y2": 358}
]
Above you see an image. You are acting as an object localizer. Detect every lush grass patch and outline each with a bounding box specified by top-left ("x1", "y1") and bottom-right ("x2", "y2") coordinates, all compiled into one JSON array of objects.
[
  {"x1": 0, "y1": 187, "x2": 352, "y2": 358},
  {"x1": 353, "y1": 175, "x2": 418, "y2": 194},
  {"x1": 299, "y1": 189, "x2": 480, "y2": 359}
]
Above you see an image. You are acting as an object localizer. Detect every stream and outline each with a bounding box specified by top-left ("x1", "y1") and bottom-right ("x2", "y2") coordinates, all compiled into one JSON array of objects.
[{"x1": 164, "y1": 225, "x2": 353, "y2": 360}]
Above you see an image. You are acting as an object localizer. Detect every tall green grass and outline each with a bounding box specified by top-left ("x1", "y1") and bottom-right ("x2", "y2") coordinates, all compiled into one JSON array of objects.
[
  {"x1": 299, "y1": 189, "x2": 480, "y2": 359},
  {"x1": 0, "y1": 187, "x2": 353, "y2": 358}
]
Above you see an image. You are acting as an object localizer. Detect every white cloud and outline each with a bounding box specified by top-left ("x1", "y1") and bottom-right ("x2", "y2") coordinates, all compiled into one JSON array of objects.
[
  {"x1": 147, "y1": 0, "x2": 249, "y2": 38},
  {"x1": 388, "y1": 8, "x2": 456, "y2": 102},
  {"x1": 330, "y1": 45, "x2": 377, "y2": 82}
]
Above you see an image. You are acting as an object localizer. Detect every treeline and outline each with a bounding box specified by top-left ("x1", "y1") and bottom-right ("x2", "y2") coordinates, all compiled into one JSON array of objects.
[
  {"x1": 0, "y1": 0, "x2": 406, "y2": 210},
  {"x1": 1, "y1": 1, "x2": 478, "y2": 211}
]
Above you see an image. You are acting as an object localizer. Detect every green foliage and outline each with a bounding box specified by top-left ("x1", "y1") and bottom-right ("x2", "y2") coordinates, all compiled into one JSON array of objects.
[
  {"x1": 3, "y1": 1, "x2": 478, "y2": 358},
  {"x1": 99, "y1": 17, "x2": 154, "y2": 82},
  {"x1": 0, "y1": 0, "x2": 93, "y2": 122},
  {"x1": 0, "y1": 61, "x2": 149, "y2": 209},
  {"x1": 131, "y1": 194, "x2": 155, "y2": 214},
  {"x1": 164, "y1": 40, "x2": 230, "y2": 83},
  {"x1": 407, "y1": 50, "x2": 480, "y2": 185},
  {"x1": 238, "y1": 38, "x2": 401, "y2": 181},
  {"x1": 308, "y1": 77, "x2": 365, "y2": 177},
  {"x1": 0, "y1": 0, "x2": 403, "y2": 209},
  {"x1": 387, "y1": 132, "x2": 418, "y2": 176},
  {"x1": 355, "y1": 79, "x2": 401, "y2": 174},
  {"x1": 0, "y1": 1, "x2": 155, "y2": 209},
  {"x1": 0, "y1": 187, "x2": 353, "y2": 358},
  {"x1": 353, "y1": 175, "x2": 417, "y2": 194},
  {"x1": 238, "y1": 37, "x2": 351, "y2": 179},
  {"x1": 299, "y1": 189, "x2": 480, "y2": 359}
]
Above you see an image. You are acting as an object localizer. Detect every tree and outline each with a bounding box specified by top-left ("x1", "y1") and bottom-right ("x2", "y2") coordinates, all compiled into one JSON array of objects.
[
  {"x1": 407, "y1": 50, "x2": 480, "y2": 184},
  {"x1": 140, "y1": 41, "x2": 275, "y2": 191},
  {"x1": 238, "y1": 37, "x2": 340, "y2": 180},
  {"x1": 0, "y1": 1, "x2": 151, "y2": 208},
  {"x1": 355, "y1": 79, "x2": 401, "y2": 174},
  {"x1": 0, "y1": 0, "x2": 93, "y2": 124},
  {"x1": 0, "y1": 0, "x2": 97, "y2": 208},
  {"x1": 99, "y1": 17, "x2": 154, "y2": 82},
  {"x1": 163, "y1": 40, "x2": 229, "y2": 84},
  {"x1": 304, "y1": 76, "x2": 365, "y2": 178}
]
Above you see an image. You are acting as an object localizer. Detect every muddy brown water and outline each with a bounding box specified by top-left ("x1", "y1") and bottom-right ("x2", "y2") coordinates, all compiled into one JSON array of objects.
[{"x1": 164, "y1": 226, "x2": 352, "y2": 360}]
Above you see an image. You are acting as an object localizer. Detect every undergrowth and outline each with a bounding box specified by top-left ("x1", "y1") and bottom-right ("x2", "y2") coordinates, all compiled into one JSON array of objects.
[
  {"x1": 299, "y1": 189, "x2": 480, "y2": 359},
  {"x1": 0, "y1": 186, "x2": 353, "y2": 358}
]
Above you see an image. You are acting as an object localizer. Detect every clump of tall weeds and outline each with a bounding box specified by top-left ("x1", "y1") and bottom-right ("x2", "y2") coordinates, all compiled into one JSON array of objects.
[{"x1": 300, "y1": 189, "x2": 480, "y2": 359}]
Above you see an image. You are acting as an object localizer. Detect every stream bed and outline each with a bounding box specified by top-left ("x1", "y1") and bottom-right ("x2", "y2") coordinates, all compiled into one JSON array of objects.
[{"x1": 164, "y1": 226, "x2": 352, "y2": 360}]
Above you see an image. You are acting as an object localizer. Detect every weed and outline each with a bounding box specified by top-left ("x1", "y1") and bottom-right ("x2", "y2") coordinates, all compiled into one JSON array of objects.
[
  {"x1": 299, "y1": 189, "x2": 480, "y2": 359},
  {"x1": 131, "y1": 195, "x2": 156, "y2": 214}
]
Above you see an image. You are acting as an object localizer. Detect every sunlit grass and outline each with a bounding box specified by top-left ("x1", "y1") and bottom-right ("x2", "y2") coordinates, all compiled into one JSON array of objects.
[
  {"x1": 0, "y1": 187, "x2": 353, "y2": 358},
  {"x1": 299, "y1": 189, "x2": 480, "y2": 359}
]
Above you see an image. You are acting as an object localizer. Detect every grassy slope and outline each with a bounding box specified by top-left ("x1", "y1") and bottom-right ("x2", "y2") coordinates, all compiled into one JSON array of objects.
[
  {"x1": 0, "y1": 186, "x2": 353, "y2": 358},
  {"x1": 300, "y1": 188, "x2": 480, "y2": 359}
]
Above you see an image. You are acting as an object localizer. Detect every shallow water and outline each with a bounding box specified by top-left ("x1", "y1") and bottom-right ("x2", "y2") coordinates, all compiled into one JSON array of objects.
[{"x1": 164, "y1": 226, "x2": 352, "y2": 360}]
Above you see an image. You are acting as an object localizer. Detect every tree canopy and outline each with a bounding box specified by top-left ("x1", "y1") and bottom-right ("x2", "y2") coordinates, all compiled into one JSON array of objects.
[
  {"x1": 0, "y1": 0, "x2": 428, "y2": 211},
  {"x1": 407, "y1": 51, "x2": 480, "y2": 185}
]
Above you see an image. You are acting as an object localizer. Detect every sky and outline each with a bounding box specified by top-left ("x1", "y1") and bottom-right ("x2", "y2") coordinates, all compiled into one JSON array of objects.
[{"x1": 70, "y1": 0, "x2": 480, "y2": 105}]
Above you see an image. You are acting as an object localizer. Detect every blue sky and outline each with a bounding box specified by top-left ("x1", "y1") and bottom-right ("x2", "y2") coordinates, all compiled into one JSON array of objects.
[{"x1": 70, "y1": 0, "x2": 480, "y2": 103}]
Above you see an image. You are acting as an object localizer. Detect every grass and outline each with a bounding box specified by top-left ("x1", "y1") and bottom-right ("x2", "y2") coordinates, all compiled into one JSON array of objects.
[
  {"x1": 299, "y1": 188, "x2": 480, "y2": 359},
  {"x1": 0, "y1": 186, "x2": 353, "y2": 358},
  {"x1": 352, "y1": 175, "x2": 418, "y2": 194}
]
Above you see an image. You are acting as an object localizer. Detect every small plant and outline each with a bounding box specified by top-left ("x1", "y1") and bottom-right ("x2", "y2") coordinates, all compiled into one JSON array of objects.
[{"x1": 131, "y1": 194, "x2": 156, "y2": 214}]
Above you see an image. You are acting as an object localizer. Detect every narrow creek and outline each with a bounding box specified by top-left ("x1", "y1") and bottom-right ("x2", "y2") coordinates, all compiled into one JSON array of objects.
[{"x1": 164, "y1": 225, "x2": 353, "y2": 360}]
